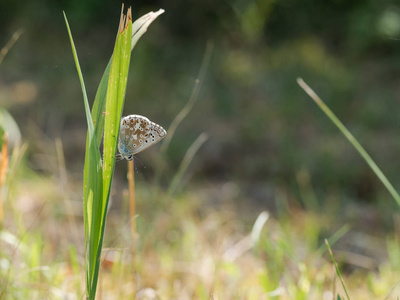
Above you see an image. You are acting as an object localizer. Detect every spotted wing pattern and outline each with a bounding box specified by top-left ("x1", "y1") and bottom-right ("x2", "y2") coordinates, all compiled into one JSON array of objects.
[{"x1": 117, "y1": 114, "x2": 167, "y2": 160}]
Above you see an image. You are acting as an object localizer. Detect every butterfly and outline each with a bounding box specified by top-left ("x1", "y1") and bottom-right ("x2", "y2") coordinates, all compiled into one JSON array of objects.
[{"x1": 116, "y1": 114, "x2": 167, "y2": 161}]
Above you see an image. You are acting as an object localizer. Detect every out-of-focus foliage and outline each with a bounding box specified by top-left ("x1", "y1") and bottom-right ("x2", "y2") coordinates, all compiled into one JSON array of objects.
[
  {"x1": 1, "y1": 0, "x2": 400, "y2": 206},
  {"x1": 2, "y1": 2, "x2": 400, "y2": 298}
]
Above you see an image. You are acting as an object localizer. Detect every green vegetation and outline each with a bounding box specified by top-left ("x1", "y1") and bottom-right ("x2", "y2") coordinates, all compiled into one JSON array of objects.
[
  {"x1": 2, "y1": 174, "x2": 400, "y2": 298},
  {"x1": 298, "y1": 78, "x2": 400, "y2": 207},
  {"x1": 1, "y1": 2, "x2": 400, "y2": 299},
  {"x1": 64, "y1": 7, "x2": 168, "y2": 299}
]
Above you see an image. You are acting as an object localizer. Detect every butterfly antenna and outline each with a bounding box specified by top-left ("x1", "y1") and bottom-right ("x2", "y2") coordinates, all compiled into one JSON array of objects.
[{"x1": 133, "y1": 156, "x2": 146, "y2": 173}]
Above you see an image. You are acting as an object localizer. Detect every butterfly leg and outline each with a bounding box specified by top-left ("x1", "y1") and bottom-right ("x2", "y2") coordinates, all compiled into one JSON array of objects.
[{"x1": 115, "y1": 153, "x2": 124, "y2": 162}]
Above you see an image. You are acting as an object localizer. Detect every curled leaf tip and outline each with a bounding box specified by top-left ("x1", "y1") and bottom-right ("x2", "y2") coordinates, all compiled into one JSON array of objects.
[{"x1": 130, "y1": 8, "x2": 165, "y2": 50}]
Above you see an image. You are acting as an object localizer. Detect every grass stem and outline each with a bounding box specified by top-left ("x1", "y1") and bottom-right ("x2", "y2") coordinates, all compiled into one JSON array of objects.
[
  {"x1": 325, "y1": 239, "x2": 351, "y2": 300},
  {"x1": 128, "y1": 160, "x2": 136, "y2": 256},
  {"x1": 168, "y1": 132, "x2": 209, "y2": 195},
  {"x1": 0, "y1": 29, "x2": 23, "y2": 65},
  {"x1": 297, "y1": 78, "x2": 400, "y2": 207}
]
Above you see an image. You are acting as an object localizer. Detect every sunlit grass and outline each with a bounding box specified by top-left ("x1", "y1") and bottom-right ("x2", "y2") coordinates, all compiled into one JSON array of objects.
[
  {"x1": 2, "y1": 168, "x2": 400, "y2": 299},
  {"x1": 64, "y1": 6, "x2": 164, "y2": 299},
  {"x1": 297, "y1": 77, "x2": 400, "y2": 299}
]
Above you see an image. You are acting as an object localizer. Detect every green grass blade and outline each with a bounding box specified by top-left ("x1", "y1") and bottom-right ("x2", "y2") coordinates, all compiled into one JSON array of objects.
[
  {"x1": 64, "y1": 12, "x2": 94, "y2": 137},
  {"x1": 325, "y1": 239, "x2": 351, "y2": 300},
  {"x1": 102, "y1": 13, "x2": 132, "y2": 204},
  {"x1": 316, "y1": 224, "x2": 350, "y2": 256},
  {"x1": 65, "y1": 8, "x2": 164, "y2": 299},
  {"x1": 64, "y1": 12, "x2": 103, "y2": 297},
  {"x1": 85, "y1": 61, "x2": 111, "y2": 287},
  {"x1": 92, "y1": 59, "x2": 111, "y2": 147},
  {"x1": 297, "y1": 78, "x2": 400, "y2": 207},
  {"x1": 90, "y1": 10, "x2": 133, "y2": 299},
  {"x1": 90, "y1": 9, "x2": 164, "y2": 147}
]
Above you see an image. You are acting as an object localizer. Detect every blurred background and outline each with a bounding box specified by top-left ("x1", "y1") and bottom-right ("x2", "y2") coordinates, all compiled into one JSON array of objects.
[
  {"x1": 2, "y1": 0, "x2": 400, "y2": 219},
  {"x1": 2, "y1": 0, "x2": 400, "y2": 298}
]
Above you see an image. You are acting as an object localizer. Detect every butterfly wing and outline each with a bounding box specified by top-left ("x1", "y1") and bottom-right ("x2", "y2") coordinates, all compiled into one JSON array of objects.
[
  {"x1": 118, "y1": 114, "x2": 167, "y2": 159},
  {"x1": 148, "y1": 121, "x2": 167, "y2": 146}
]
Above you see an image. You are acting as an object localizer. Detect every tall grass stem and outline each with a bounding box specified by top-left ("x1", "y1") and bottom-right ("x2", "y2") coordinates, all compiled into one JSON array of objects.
[
  {"x1": 55, "y1": 138, "x2": 79, "y2": 244},
  {"x1": 0, "y1": 29, "x2": 23, "y2": 65},
  {"x1": 160, "y1": 42, "x2": 213, "y2": 155},
  {"x1": 154, "y1": 42, "x2": 213, "y2": 188},
  {"x1": 168, "y1": 132, "x2": 209, "y2": 195},
  {"x1": 297, "y1": 78, "x2": 400, "y2": 206},
  {"x1": 128, "y1": 160, "x2": 136, "y2": 256}
]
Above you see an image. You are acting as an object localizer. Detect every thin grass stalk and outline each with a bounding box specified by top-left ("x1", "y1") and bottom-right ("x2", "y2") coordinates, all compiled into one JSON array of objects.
[
  {"x1": 325, "y1": 239, "x2": 351, "y2": 300},
  {"x1": 168, "y1": 132, "x2": 209, "y2": 195},
  {"x1": 7, "y1": 142, "x2": 27, "y2": 233},
  {"x1": 127, "y1": 160, "x2": 136, "y2": 256},
  {"x1": 55, "y1": 138, "x2": 79, "y2": 243},
  {"x1": 315, "y1": 224, "x2": 350, "y2": 256},
  {"x1": 383, "y1": 281, "x2": 400, "y2": 300},
  {"x1": 297, "y1": 78, "x2": 400, "y2": 207},
  {"x1": 160, "y1": 42, "x2": 213, "y2": 154},
  {"x1": 155, "y1": 42, "x2": 213, "y2": 185},
  {"x1": 0, "y1": 29, "x2": 23, "y2": 65},
  {"x1": 295, "y1": 168, "x2": 319, "y2": 211}
]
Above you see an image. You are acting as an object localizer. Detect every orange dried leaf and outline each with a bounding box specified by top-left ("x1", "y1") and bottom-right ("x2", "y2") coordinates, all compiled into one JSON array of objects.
[
  {"x1": 0, "y1": 133, "x2": 8, "y2": 187},
  {"x1": 0, "y1": 132, "x2": 8, "y2": 226}
]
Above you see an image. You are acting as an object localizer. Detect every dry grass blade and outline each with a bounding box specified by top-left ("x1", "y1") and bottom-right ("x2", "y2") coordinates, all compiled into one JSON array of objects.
[
  {"x1": 55, "y1": 138, "x2": 79, "y2": 242},
  {"x1": 131, "y1": 9, "x2": 165, "y2": 50},
  {"x1": 6, "y1": 142, "x2": 27, "y2": 213},
  {"x1": 127, "y1": 160, "x2": 136, "y2": 256},
  {"x1": 168, "y1": 132, "x2": 209, "y2": 195},
  {"x1": 0, "y1": 29, "x2": 23, "y2": 65},
  {"x1": 223, "y1": 212, "x2": 269, "y2": 262},
  {"x1": 155, "y1": 42, "x2": 213, "y2": 187},
  {"x1": 160, "y1": 42, "x2": 213, "y2": 154},
  {"x1": 383, "y1": 281, "x2": 400, "y2": 300}
]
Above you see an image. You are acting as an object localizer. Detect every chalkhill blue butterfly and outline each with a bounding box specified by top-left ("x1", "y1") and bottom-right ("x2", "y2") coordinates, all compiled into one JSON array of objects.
[{"x1": 116, "y1": 114, "x2": 167, "y2": 161}]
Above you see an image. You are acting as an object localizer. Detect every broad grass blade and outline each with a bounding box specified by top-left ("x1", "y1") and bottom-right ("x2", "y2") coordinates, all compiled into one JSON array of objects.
[
  {"x1": 90, "y1": 8, "x2": 133, "y2": 298},
  {"x1": 65, "y1": 7, "x2": 164, "y2": 299}
]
